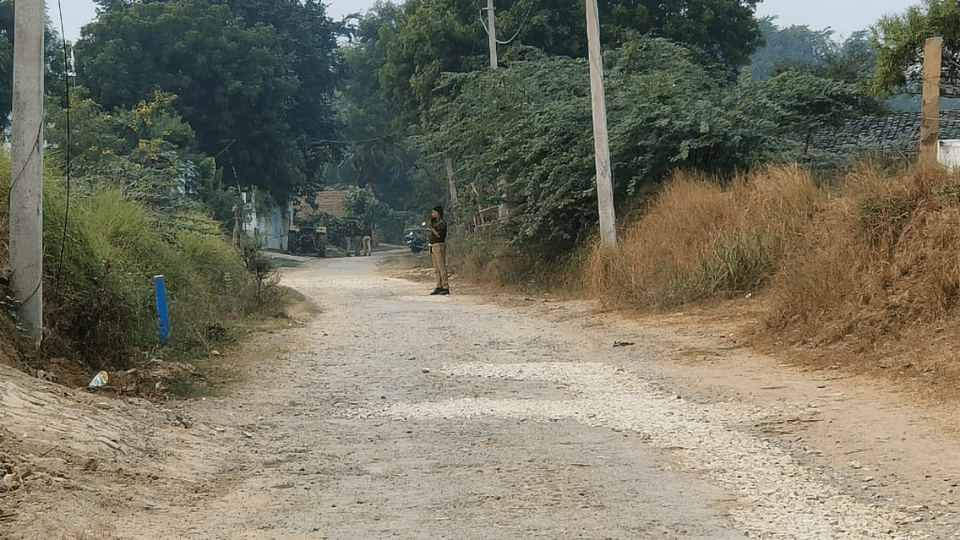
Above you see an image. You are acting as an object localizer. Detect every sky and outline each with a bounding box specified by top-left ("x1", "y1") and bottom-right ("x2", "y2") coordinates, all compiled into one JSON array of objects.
[
  {"x1": 51, "y1": 0, "x2": 920, "y2": 44},
  {"x1": 753, "y1": 0, "x2": 918, "y2": 40}
]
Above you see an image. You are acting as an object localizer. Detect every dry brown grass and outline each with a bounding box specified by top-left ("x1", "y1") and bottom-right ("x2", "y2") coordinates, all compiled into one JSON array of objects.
[
  {"x1": 574, "y1": 162, "x2": 960, "y2": 403},
  {"x1": 768, "y1": 165, "x2": 960, "y2": 336},
  {"x1": 585, "y1": 164, "x2": 822, "y2": 309}
]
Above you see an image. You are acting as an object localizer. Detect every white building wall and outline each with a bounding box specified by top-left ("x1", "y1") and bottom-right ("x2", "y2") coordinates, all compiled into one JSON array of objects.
[
  {"x1": 241, "y1": 191, "x2": 290, "y2": 251},
  {"x1": 938, "y1": 140, "x2": 960, "y2": 169}
]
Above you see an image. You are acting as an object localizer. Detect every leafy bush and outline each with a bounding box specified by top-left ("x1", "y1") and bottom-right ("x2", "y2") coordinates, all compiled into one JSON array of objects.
[
  {"x1": 418, "y1": 37, "x2": 854, "y2": 265},
  {"x1": 236, "y1": 234, "x2": 280, "y2": 309}
]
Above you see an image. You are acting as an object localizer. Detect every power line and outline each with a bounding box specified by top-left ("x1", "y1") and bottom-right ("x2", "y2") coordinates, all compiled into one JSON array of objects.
[
  {"x1": 479, "y1": 1, "x2": 533, "y2": 45},
  {"x1": 54, "y1": 0, "x2": 74, "y2": 299}
]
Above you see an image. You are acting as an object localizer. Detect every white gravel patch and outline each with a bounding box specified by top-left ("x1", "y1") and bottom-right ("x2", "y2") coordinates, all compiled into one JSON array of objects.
[{"x1": 358, "y1": 361, "x2": 930, "y2": 540}]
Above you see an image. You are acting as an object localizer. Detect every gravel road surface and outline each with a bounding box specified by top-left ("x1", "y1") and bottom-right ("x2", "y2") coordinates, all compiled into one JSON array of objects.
[{"x1": 4, "y1": 252, "x2": 960, "y2": 539}]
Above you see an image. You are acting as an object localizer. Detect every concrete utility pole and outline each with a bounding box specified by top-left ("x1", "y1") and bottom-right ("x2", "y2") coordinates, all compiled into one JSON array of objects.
[
  {"x1": 584, "y1": 0, "x2": 617, "y2": 250},
  {"x1": 920, "y1": 37, "x2": 942, "y2": 167},
  {"x1": 10, "y1": 0, "x2": 45, "y2": 343},
  {"x1": 486, "y1": 0, "x2": 497, "y2": 69}
]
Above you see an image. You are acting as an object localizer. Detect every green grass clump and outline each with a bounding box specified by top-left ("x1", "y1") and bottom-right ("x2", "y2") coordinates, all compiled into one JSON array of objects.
[{"x1": 0, "y1": 150, "x2": 273, "y2": 377}]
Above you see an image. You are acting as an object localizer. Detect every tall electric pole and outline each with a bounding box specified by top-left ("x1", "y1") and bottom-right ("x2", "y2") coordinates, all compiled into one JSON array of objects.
[
  {"x1": 585, "y1": 0, "x2": 617, "y2": 250},
  {"x1": 486, "y1": 0, "x2": 497, "y2": 69},
  {"x1": 10, "y1": 0, "x2": 45, "y2": 343}
]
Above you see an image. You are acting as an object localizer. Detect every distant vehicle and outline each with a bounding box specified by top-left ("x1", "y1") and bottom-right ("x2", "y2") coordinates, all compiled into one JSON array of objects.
[
  {"x1": 288, "y1": 225, "x2": 327, "y2": 257},
  {"x1": 403, "y1": 226, "x2": 428, "y2": 254}
]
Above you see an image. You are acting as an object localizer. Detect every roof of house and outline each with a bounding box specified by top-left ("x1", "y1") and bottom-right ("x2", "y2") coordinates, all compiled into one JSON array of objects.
[
  {"x1": 811, "y1": 110, "x2": 960, "y2": 156},
  {"x1": 294, "y1": 190, "x2": 352, "y2": 220}
]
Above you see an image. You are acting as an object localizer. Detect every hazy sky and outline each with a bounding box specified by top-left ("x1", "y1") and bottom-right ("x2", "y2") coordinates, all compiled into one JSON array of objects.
[
  {"x1": 50, "y1": 0, "x2": 920, "y2": 44},
  {"x1": 753, "y1": 0, "x2": 920, "y2": 40}
]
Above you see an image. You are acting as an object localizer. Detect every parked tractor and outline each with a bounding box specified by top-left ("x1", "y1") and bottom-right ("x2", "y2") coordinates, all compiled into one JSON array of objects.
[{"x1": 287, "y1": 225, "x2": 327, "y2": 257}]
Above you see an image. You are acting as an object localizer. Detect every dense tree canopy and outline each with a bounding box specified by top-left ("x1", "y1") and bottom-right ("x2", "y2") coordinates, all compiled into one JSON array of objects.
[
  {"x1": 417, "y1": 39, "x2": 780, "y2": 256},
  {"x1": 601, "y1": 0, "x2": 763, "y2": 66},
  {"x1": 45, "y1": 88, "x2": 225, "y2": 222},
  {"x1": 335, "y1": 1, "x2": 437, "y2": 210},
  {"x1": 870, "y1": 0, "x2": 960, "y2": 97},
  {"x1": 750, "y1": 17, "x2": 837, "y2": 80},
  {"x1": 739, "y1": 70, "x2": 867, "y2": 152},
  {"x1": 23, "y1": 0, "x2": 882, "y2": 265},
  {"x1": 378, "y1": 0, "x2": 763, "y2": 115},
  {"x1": 749, "y1": 18, "x2": 879, "y2": 87},
  {"x1": 0, "y1": 0, "x2": 71, "y2": 132},
  {"x1": 224, "y1": 0, "x2": 344, "y2": 184},
  {"x1": 747, "y1": 21, "x2": 882, "y2": 122},
  {"x1": 75, "y1": 0, "x2": 342, "y2": 200}
]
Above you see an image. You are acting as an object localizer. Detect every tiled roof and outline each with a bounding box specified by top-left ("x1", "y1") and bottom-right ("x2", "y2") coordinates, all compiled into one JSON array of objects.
[
  {"x1": 293, "y1": 190, "x2": 351, "y2": 220},
  {"x1": 811, "y1": 110, "x2": 960, "y2": 156}
]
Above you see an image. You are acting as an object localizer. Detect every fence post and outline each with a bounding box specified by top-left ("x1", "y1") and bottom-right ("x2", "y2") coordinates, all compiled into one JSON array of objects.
[
  {"x1": 154, "y1": 275, "x2": 171, "y2": 345},
  {"x1": 921, "y1": 37, "x2": 942, "y2": 167}
]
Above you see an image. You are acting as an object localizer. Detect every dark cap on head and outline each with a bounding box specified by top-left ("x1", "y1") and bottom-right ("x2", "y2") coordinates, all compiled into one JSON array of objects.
[{"x1": 432, "y1": 205, "x2": 444, "y2": 216}]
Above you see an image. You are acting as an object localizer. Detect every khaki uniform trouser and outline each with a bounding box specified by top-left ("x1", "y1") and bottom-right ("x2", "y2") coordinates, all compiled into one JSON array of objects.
[{"x1": 430, "y1": 242, "x2": 448, "y2": 289}]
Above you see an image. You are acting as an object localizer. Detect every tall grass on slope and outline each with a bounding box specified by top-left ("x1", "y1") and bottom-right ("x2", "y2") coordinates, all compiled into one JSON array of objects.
[
  {"x1": 768, "y1": 165, "x2": 960, "y2": 347},
  {"x1": 54, "y1": 188, "x2": 267, "y2": 369},
  {"x1": 586, "y1": 165, "x2": 822, "y2": 308},
  {"x1": 1, "y1": 152, "x2": 262, "y2": 376}
]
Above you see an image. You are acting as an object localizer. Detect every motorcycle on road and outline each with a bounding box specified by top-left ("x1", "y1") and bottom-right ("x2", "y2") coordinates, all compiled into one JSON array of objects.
[{"x1": 404, "y1": 226, "x2": 428, "y2": 254}]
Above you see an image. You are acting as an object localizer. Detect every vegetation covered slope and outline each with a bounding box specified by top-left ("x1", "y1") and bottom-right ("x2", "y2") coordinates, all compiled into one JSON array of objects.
[
  {"x1": 0, "y1": 151, "x2": 285, "y2": 390},
  {"x1": 573, "y1": 163, "x2": 960, "y2": 403}
]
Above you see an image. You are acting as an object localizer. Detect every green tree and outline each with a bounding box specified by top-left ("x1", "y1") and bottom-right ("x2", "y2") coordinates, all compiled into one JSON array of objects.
[
  {"x1": 343, "y1": 186, "x2": 391, "y2": 231},
  {"x1": 749, "y1": 17, "x2": 838, "y2": 80},
  {"x1": 418, "y1": 38, "x2": 777, "y2": 259},
  {"x1": 379, "y1": 0, "x2": 763, "y2": 116},
  {"x1": 377, "y1": 0, "x2": 485, "y2": 115},
  {"x1": 739, "y1": 69, "x2": 867, "y2": 153},
  {"x1": 337, "y1": 2, "x2": 425, "y2": 210},
  {"x1": 0, "y1": 0, "x2": 72, "y2": 132},
  {"x1": 224, "y1": 0, "x2": 344, "y2": 186},
  {"x1": 870, "y1": 0, "x2": 960, "y2": 97},
  {"x1": 76, "y1": 0, "x2": 342, "y2": 201},
  {"x1": 608, "y1": 38, "x2": 775, "y2": 182},
  {"x1": 46, "y1": 88, "x2": 224, "y2": 222},
  {"x1": 601, "y1": 0, "x2": 763, "y2": 67},
  {"x1": 748, "y1": 21, "x2": 882, "y2": 130},
  {"x1": 819, "y1": 31, "x2": 879, "y2": 85}
]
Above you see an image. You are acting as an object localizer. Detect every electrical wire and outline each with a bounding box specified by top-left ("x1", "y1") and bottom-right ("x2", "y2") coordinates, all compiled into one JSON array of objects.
[
  {"x1": 54, "y1": 0, "x2": 73, "y2": 300},
  {"x1": 479, "y1": 1, "x2": 533, "y2": 46},
  {"x1": 316, "y1": 132, "x2": 400, "y2": 145}
]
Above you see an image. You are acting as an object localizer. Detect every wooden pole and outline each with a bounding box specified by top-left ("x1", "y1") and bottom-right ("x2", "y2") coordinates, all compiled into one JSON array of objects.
[
  {"x1": 10, "y1": 0, "x2": 45, "y2": 343},
  {"x1": 585, "y1": 0, "x2": 617, "y2": 250},
  {"x1": 921, "y1": 37, "x2": 942, "y2": 167}
]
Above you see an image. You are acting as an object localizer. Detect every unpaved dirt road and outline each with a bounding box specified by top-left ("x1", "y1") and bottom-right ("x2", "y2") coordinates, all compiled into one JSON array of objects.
[{"x1": 4, "y1": 251, "x2": 960, "y2": 539}]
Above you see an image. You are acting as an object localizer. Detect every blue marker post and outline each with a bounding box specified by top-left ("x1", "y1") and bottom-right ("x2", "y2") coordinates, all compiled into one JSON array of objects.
[{"x1": 154, "y1": 275, "x2": 171, "y2": 345}]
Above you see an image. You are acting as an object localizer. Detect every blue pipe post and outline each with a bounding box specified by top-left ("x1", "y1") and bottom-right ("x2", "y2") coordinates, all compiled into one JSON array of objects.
[{"x1": 154, "y1": 275, "x2": 171, "y2": 345}]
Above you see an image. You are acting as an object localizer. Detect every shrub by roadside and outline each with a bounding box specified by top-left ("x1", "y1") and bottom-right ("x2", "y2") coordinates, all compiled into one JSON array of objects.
[{"x1": 0, "y1": 151, "x2": 285, "y2": 391}]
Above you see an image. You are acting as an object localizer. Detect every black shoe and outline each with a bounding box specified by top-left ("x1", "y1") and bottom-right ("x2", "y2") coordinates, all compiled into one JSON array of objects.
[
  {"x1": 438, "y1": 288, "x2": 450, "y2": 295},
  {"x1": 430, "y1": 288, "x2": 442, "y2": 295}
]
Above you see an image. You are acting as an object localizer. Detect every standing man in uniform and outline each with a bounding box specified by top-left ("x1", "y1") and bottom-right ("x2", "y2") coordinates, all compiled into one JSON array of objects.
[
  {"x1": 428, "y1": 205, "x2": 449, "y2": 295},
  {"x1": 361, "y1": 223, "x2": 373, "y2": 256}
]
